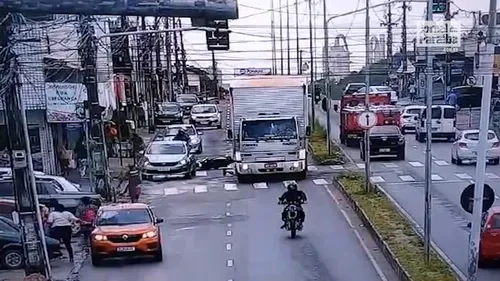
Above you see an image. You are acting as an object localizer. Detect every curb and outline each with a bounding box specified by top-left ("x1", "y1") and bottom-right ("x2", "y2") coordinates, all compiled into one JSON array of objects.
[
  {"x1": 65, "y1": 250, "x2": 89, "y2": 281},
  {"x1": 332, "y1": 178, "x2": 414, "y2": 281}
]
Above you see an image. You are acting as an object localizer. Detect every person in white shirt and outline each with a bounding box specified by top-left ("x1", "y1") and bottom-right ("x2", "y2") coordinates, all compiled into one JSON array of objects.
[{"x1": 47, "y1": 204, "x2": 81, "y2": 262}]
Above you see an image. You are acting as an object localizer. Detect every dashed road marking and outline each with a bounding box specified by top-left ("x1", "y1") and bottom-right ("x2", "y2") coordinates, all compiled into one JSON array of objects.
[
  {"x1": 370, "y1": 176, "x2": 385, "y2": 183},
  {"x1": 486, "y1": 173, "x2": 500, "y2": 179},
  {"x1": 224, "y1": 183, "x2": 238, "y2": 191},
  {"x1": 196, "y1": 171, "x2": 208, "y2": 176},
  {"x1": 226, "y1": 230, "x2": 232, "y2": 236},
  {"x1": 330, "y1": 165, "x2": 344, "y2": 170},
  {"x1": 313, "y1": 179, "x2": 328, "y2": 185},
  {"x1": 383, "y1": 163, "x2": 398, "y2": 168},
  {"x1": 356, "y1": 163, "x2": 366, "y2": 169},
  {"x1": 308, "y1": 165, "x2": 318, "y2": 171},
  {"x1": 408, "y1": 161, "x2": 424, "y2": 167},
  {"x1": 434, "y1": 160, "x2": 450, "y2": 166},
  {"x1": 455, "y1": 173, "x2": 472, "y2": 180},
  {"x1": 432, "y1": 174, "x2": 444, "y2": 181},
  {"x1": 253, "y1": 182, "x2": 268, "y2": 189},
  {"x1": 225, "y1": 212, "x2": 231, "y2": 216},
  {"x1": 227, "y1": 259, "x2": 234, "y2": 267},
  {"x1": 194, "y1": 185, "x2": 208, "y2": 193},
  {"x1": 164, "y1": 188, "x2": 179, "y2": 196},
  {"x1": 226, "y1": 243, "x2": 232, "y2": 251},
  {"x1": 399, "y1": 175, "x2": 415, "y2": 182}
]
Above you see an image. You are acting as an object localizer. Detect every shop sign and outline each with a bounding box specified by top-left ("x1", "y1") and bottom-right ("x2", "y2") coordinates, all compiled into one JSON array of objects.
[{"x1": 45, "y1": 83, "x2": 87, "y2": 123}]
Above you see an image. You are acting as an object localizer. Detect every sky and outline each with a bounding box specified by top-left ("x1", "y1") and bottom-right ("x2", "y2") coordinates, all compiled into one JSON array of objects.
[{"x1": 180, "y1": 0, "x2": 492, "y2": 83}]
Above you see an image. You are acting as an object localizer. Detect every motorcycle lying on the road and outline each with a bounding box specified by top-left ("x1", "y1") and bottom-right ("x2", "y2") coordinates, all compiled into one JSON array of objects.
[
  {"x1": 278, "y1": 199, "x2": 306, "y2": 238},
  {"x1": 197, "y1": 156, "x2": 234, "y2": 171}
]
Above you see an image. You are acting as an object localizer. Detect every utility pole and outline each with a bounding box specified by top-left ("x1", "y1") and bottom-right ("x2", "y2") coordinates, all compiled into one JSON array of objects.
[
  {"x1": 212, "y1": 51, "x2": 219, "y2": 99},
  {"x1": 286, "y1": 0, "x2": 291, "y2": 75},
  {"x1": 0, "y1": 13, "x2": 51, "y2": 278},
  {"x1": 299, "y1": 49, "x2": 303, "y2": 74},
  {"x1": 172, "y1": 18, "x2": 181, "y2": 93},
  {"x1": 308, "y1": 0, "x2": 315, "y2": 128},
  {"x1": 321, "y1": 0, "x2": 331, "y2": 153},
  {"x1": 279, "y1": 0, "x2": 284, "y2": 74},
  {"x1": 364, "y1": 0, "x2": 372, "y2": 193},
  {"x1": 178, "y1": 19, "x2": 188, "y2": 95},
  {"x1": 444, "y1": 0, "x2": 452, "y2": 98},
  {"x1": 295, "y1": 0, "x2": 300, "y2": 74},
  {"x1": 467, "y1": 2, "x2": 497, "y2": 279},
  {"x1": 164, "y1": 18, "x2": 174, "y2": 101},
  {"x1": 423, "y1": 0, "x2": 433, "y2": 264},
  {"x1": 401, "y1": 1, "x2": 408, "y2": 97},
  {"x1": 271, "y1": 0, "x2": 277, "y2": 74},
  {"x1": 154, "y1": 17, "x2": 163, "y2": 102}
]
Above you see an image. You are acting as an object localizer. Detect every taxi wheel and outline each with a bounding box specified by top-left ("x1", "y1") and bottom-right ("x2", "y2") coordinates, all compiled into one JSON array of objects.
[
  {"x1": 154, "y1": 246, "x2": 163, "y2": 262},
  {"x1": 91, "y1": 253, "x2": 103, "y2": 267}
]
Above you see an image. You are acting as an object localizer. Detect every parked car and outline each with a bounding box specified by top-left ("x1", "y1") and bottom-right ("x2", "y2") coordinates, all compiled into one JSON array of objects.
[
  {"x1": 177, "y1": 94, "x2": 199, "y2": 115},
  {"x1": 0, "y1": 216, "x2": 62, "y2": 269},
  {"x1": 360, "y1": 125, "x2": 405, "y2": 160},
  {"x1": 0, "y1": 174, "x2": 101, "y2": 213},
  {"x1": 90, "y1": 203, "x2": 164, "y2": 266},
  {"x1": 153, "y1": 124, "x2": 203, "y2": 154},
  {"x1": 356, "y1": 85, "x2": 398, "y2": 104},
  {"x1": 451, "y1": 129, "x2": 500, "y2": 165},
  {"x1": 189, "y1": 104, "x2": 221, "y2": 128},
  {"x1": 400, "y1": 105, "x2": 425, "y2": 134},
  {"x1": 467, "y1": 207, "x2": 500, "y2": 267},
  {"x1": 0, "y1": 167, "x2": 45, "y2": 177},
  {"x1": 141, "y1": 140, "x2": 197, "y2": 180},
  {"x1": 154, "y1": 102, "x2": 183, "y2": 126}
]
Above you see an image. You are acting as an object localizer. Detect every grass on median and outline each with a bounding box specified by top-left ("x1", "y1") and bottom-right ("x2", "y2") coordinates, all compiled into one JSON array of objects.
[
  {"x1": 338, "y1": 172, "x2": 457, "y2": 281},
  {"x1": 308, "y1": 125, "x2": 344, "y2": 164}
]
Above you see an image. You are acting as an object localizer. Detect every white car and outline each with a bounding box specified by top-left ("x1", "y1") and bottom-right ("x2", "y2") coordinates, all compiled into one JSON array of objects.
[
  {"x1": 451, "y1": 129, "x2": 500, "y2": 165},
  {"x1": 153, "y1": 124, "x2": 204, "y2": 154},
  {"x1": 189, "y1": 104, "x2": 221, "y2": 128},
  {"x1": 400, "y1": 105, "x2": 425, "y2": 134},
  {"x1": 356, "y1": 86, "x2": 398, "y2": 104}
]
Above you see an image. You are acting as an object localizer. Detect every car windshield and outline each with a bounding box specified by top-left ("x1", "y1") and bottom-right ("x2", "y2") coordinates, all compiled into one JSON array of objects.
[
  {"x1": 164, "y1": 126, "x2": 195, "y2": 136},
  {"x1": 146, "y1": 143, "x2": 186, "y2": 154},
  {"x1": 192, "y1": 106, "x2": 217, "y2": 114},
  {"x1": 464, "y1": 132, "x2": 496, "y2": 141},
  {"x1": 374, "y1": 86, "x2": 392, "y2": 92},
  {"x1": 53, "y1": 177, "x2": 82, "y2": 192},
  {"x1": 96, "y1": 209, "x2": 151, "y2": 226},
  {"x1": 158, "y1": 104, "x2": 179, "y2": 112},
  {"x1": 178, "y1": 96, "x2": 197, "y2": 103},
  {"x1": 370, "y1": 125, "x2": 400, "y2": 135},
  {"x1": 241, "y1": 118, "x2": 297, "y2": 141},
  {"x1": 405, "y1": 108, "x2": 422, "y2": 115}
]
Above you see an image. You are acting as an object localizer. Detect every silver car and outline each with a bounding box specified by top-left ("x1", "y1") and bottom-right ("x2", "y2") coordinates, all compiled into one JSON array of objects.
[
  {"x1": 153, "y1": 124, "x2": 204, "y2": 154},
  {"x1": 141, "y1": 140, "x2": 197, "y2": 180},
  {"x1": 189, "y1": 104, "x2": 221, "y2": 128}
]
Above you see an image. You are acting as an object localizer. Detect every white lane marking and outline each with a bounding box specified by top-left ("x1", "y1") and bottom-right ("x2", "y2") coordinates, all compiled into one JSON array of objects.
[
  {"x1": 253, "y1": 182, "x2": 268, "y2": 189},
  {"x1": 225, "y1": 212, "x2": 231, "y2": 216},
  {"x1": 196, "y1": 171, "x2": 208, "y2": 176},
  {"x1": 283, "y1": 180, "x2": 297, "y2": 187},
  {"x1": 370, "y1": 176, "x2": 385, "y2": 183},
  {"x1": 399, "y1": 175, "x2": 416, "y2": 182},
  {"x1": 383, "y1": 163, "x2": 398, "y2": 168},
  {"x1": 227, "y1": 223, "x2": 232, "y2": 227},
  {"x1": 194, "y1": 185, "x2": 208, "y2": 193},
  {"x1": 434, "y1": 160, "x2": 450, "y2": 166},
  {"x1": 308, "y1": 165, "x2": 318, "y2": 171},
  {"x1": 224, "y1": 183, "x2": 238, "y2": 191},
  {"x1": 226, "y1": 243, "x2": 232, "y2": 251},
  {"x1": 408, "y1": 161, "x2": 424, "y2": 167},
  {"x1": 227, "y1": 260, "x2": 234, "y2": 267},
  {"x1": 431, "y1": 174, "x2": 444, "y2": 181},
  {"x1": 164, "y1": 188, "x2": 179, "y2": 196},
  {"x1": 455, "y1": 173, "x2": 472, "y2": 180},
  {"x1": 385, "y1": 179, "x2": 463, "y2": 185},
  {"x1": 330, "y1": 165, "x2": 344, "y2": 170},
  {"x1": 323, "y1": 186, "x2": 388, "y2": 281},
  {"x1": 486, "y1": 173, "x2": 500, "y2": 179},
  {"x1": 313, "y1": 179, "x2": 328, "y2": 185},
  {"x1": 356, "y1": 163, "x2": 366, "y2": 169},
  {"x1": 226, "y1": 202, "x2": 231, "y2": 207},
  {"x1": 226, "y1": 230, "x2": 232, "y2": 236}
]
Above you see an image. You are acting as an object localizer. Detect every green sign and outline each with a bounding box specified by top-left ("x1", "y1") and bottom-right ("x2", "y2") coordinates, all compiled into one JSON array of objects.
[{"x1": 432, "y1": 0, "x2": 446, "y2": 13}]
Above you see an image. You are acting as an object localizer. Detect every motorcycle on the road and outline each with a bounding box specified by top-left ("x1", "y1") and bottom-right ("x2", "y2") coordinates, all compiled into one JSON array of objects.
[{"x1": 279, "y1": 199, "x2": 306, "y2": 238}]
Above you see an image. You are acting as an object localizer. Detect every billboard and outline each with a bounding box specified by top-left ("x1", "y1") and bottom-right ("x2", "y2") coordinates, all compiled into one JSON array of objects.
[
  {"x1": 0, "y1": 0, "x2": 239, "y2": 19},
  {"x1": 234, "y1": 68, "x2": 272, "y2": 76}
]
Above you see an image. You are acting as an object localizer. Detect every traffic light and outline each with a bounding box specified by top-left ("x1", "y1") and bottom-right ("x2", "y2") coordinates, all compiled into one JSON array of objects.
[
  {"x1": 205, "y1": 20, "x2": 230, "y2": 51},
  {"x1": 432, "y1": 0, "x2": 447, "y2": 14}
]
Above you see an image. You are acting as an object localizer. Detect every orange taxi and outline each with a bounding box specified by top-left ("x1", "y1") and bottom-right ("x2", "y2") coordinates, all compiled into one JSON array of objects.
[{"x1": 90, "y1": 203, "x2": 164, "y2": 266}]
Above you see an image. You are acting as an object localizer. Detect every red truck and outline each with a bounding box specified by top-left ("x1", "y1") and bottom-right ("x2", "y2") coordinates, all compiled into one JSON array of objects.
[{"x1": 337, "y1": 93, "x2": 400, "y2": 146}]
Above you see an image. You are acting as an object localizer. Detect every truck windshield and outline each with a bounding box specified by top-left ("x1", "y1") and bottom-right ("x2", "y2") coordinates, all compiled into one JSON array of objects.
[{"x1": 241, "y1": 118, "x2": 297, "y2": 141}]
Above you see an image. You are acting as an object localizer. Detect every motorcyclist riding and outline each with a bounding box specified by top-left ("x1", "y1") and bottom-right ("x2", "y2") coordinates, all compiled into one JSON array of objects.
[
  {"x1": 278, "y1": 182, "x2": 307, "y2": 229},
  {"x1": 173, "y1": 128, "x2": 190, "y2": 143}
]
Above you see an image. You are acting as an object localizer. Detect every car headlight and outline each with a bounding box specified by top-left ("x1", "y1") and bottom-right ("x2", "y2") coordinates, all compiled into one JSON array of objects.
[
  {"x1": 94, "y1": 234, "x2": 107, "y2": 241},
  {"x1": 179, "y1": 159, "x2": 187, "y2": 165},
  {"x1": 191, "y1": 116, "x2": 197, "y2": 119},
  {"x1": 191, "y1": 138, "x2": 200, "y2": 144},
  {"x1": 298, "y1": 149, "x2": 306, "y2": 160},
  {"x1": 235, "y1": 152, "x2": 242, "y2": 161},
  {"x1": 176, "y1": 113, "x2": 182, "y2": 117},
  {"x1": 142, "y1": 231, "x2": 157, "y2": 238}
]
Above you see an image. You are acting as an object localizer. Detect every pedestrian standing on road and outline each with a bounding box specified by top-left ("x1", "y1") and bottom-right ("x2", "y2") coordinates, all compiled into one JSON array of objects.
[
  {"x1": 76, "y1": 197, "x2": 99, "y2": 249},
  {"x1": 127, "y1": 165, "x2": 141, "y2": 203},
  {"x1": 47, "y1": 204, "x2": 81, "y2": 263},
  {"x1": 409, "y1": 84, "x2": 416, "y2": 101},
  {"x1": 57, "y1": 142, "x2": 70, "y2": 176}
]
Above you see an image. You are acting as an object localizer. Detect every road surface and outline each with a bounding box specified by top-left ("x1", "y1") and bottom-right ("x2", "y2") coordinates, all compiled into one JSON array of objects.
[
  {"x1": 76, "y1": 101, "x2": 399, "y2": 281},
  {"x1": 314, "y1": 102, "x2": 500, "y2": 280}
]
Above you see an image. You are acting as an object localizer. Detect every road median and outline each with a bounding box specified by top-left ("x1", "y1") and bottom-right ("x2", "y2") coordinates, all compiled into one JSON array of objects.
[{"x1": 307, "y1": 124, "x2": 345, "y2": 165}]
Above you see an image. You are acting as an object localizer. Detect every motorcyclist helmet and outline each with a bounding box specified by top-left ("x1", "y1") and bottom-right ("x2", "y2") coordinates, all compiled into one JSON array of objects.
[{"x1": 287, "y1": 182, "x2": 298, "y2": 191}]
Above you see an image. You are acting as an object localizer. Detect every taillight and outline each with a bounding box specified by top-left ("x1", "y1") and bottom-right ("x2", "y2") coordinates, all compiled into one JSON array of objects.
[
  {"x1": 458, "y1": 142, "x2": 467, "y2": 148},
  {"x1": 493, "y1": 142, "x2": 500, "y2": 147}
]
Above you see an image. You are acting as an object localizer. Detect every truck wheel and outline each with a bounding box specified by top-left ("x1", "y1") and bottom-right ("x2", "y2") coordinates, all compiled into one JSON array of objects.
[
  {"x1": 295, "y1": 170, "x2": 306, "y2": 181},
  {"x1": 237, "y1": 174, "x2": 250, "y2": 183}
]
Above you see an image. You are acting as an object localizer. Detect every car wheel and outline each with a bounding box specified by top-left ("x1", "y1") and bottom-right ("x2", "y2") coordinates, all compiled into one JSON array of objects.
[
  {"x1": 397, "y1": 148, "x2": 405, "y2": 160},
  {"x1": 217, "y1": 124, "x2": 222, "y2": 129},
  {"x1": 451, "y1": 155, "x2": 456, "y2": 164},
  {"x1": 91, "y1": 253, "x2": 102, "y2": 267},
  {"x1": 456, "y1": 153, "x2": 463, "y2": 165},
  {"x1": 492, "y1": 158, "x2": 500, "y2": 165},
  {"x1": 197, "y1": 145, "x2": 203, "y2": 154},
  {"x1": 154, "y1": 246, "x2": 163, "y2": 262},
  {"x1": 1, "y1": 248, "x2": 23, "y2": 269}
]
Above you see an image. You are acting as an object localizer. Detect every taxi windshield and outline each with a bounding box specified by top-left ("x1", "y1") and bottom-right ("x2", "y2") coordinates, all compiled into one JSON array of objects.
[{"x1": 96, "y1": 209, "x2": 151, "y2": 226}]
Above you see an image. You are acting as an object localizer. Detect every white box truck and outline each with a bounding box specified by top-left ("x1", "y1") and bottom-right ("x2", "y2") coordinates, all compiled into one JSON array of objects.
[{"x1": 227, "y1": 76, "x2": 311, "y2": 183}]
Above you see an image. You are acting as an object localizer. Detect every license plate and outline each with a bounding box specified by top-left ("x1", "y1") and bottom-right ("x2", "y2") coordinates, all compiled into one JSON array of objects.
[
  {"x1": 117, "y1": 247, "x2": 135, "y2": 252},
  {"x1": 379, "y1": 148, "x2": 390, "y2": 152},
  {"x1": 156, "y1": 167, "x2": 171, "y2": 171},
  {"x1": 264, "y1": 163, "x2": 277, "y2": 168},
  {"x1": 348, "y1": 134, "x2": 357, "y2": 138}
]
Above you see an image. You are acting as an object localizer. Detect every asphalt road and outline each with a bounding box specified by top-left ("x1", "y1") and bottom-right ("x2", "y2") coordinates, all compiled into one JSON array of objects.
[
  {"x1": 76, "y1": 101, "x2": 400, "y2": 281},
  {"x1": 313, "y1": 102, "x2": 500, "y2": 279}
]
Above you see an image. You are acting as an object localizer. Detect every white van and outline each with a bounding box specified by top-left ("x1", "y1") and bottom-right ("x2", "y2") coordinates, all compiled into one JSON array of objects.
[{"x1": 415, "y1": 105, "x2": 456, "y2": 142}]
